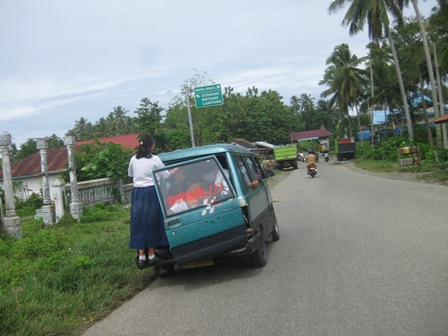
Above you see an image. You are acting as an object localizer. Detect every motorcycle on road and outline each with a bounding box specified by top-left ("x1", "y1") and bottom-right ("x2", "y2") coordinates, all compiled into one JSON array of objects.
[{"x1": 307, "y1": 163, "x2": 317, "y2": 178}]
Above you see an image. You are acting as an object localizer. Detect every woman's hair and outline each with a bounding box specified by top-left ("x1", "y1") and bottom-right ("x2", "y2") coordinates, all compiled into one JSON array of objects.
[{"x1": 136, "y1": 134, "x2": 154, "y2": 159}]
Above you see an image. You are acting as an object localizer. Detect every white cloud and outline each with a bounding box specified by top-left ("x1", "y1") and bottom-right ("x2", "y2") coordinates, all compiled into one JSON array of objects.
[{"x1": 0, "y1": 0, "x2": 438, "y2": 147}]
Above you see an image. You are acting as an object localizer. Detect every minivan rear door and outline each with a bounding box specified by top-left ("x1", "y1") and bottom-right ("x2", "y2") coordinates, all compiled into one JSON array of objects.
[{"x1": 152, "y1": 156, "x2": 246, "y2": 264}]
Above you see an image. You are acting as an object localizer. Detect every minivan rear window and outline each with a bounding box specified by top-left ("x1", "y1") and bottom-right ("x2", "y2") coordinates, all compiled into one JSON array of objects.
[{"x1": 153, "y1": 157, "x2": 235, "y2": 217}]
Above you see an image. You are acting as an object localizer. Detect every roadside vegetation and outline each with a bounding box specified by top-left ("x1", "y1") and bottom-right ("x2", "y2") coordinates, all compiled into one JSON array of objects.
[
  {"x1": 0, "y1": 203, "x2": 153, "y2": 336},
  {"x1": 354, "y1": 135, "x2": 448, "y2": 185}
]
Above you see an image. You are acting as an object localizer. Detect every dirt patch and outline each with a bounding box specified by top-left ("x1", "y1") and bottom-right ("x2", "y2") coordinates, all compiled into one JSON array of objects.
[{"x1": 267, "y1": 169, "x2": 293, "y2": 189}]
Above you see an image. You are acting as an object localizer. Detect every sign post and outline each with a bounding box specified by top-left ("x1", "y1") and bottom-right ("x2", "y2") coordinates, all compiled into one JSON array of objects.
[
  {"x1": 194, "y1": 84, "x2": 223, "y2": 108},
  {"x1": 184, "y1": 87, "x2": 195, "y2": 147}
]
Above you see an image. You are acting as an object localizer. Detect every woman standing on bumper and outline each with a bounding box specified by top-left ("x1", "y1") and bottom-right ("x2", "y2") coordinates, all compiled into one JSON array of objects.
[{"x1": 128, "y1": 134, "x2": 169, "y2": 269}]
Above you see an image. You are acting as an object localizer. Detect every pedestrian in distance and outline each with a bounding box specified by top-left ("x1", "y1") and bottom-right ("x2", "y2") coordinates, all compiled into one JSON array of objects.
[{"x1": 128, "y1": 134, "x2": 170, "y2": 269}]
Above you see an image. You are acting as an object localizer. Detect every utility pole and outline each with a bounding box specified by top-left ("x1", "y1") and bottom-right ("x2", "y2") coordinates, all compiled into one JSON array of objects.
[{"x1": 185, "y1": 87, "x2": 195, "y2": 147}]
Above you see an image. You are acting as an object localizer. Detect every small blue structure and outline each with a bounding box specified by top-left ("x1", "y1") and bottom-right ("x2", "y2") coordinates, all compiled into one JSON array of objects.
[{"x1": 355, "y1": 129, "x2": 371, "y2": 141}]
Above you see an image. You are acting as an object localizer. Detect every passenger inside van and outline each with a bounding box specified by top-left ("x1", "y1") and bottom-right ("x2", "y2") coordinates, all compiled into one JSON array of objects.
[
  {"x1": 202, "y1": 160, "x2": 230, "y2": 196},
  {"x1": 165, "y1": 158, "x2": 232, "y2": 215}
]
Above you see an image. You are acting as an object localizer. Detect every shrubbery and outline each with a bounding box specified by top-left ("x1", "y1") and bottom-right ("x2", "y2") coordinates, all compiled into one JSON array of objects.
[
  {"x1": 15, "y1": 193, "x2": 42, "y2": 217},
  {"x1": 80, "y1": 202, "x2": 126, "y2": 223},
  {"x1": 357, "y1": 135, "x2": 448, "y2": 163}
]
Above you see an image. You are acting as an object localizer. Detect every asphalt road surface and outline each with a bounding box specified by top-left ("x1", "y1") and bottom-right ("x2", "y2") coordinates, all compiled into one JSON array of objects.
[{"x1": 82, "y1": 160, "x2": 448, "y2": 336}]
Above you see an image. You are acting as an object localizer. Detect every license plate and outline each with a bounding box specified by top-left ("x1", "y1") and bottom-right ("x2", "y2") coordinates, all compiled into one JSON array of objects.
[{"x1": 182, "y1": 259, "x2": 214, "y2": 269}]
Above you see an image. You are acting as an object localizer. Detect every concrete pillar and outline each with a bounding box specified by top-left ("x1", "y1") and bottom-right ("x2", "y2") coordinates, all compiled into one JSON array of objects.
[
  {"x1": 36, "y1": 138, "x2": 54, "y2": 225},
  {"x1": 52, "y1": 178, "x2": 65, "y2": 223},
  {"x1": 0, "y1": 132, "x2": 22, "y2": 239},
  {"x1": 64, "y1": 136, "x2": 83, "y2": 221}
]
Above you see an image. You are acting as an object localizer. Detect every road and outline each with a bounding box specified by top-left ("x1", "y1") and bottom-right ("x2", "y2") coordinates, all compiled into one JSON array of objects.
[{"x1": 82, "y1": 160, "x2": 448, "y2": 336}]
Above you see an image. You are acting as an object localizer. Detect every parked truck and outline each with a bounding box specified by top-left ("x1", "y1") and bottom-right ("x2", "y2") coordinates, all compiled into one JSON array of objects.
[
  {"x1": 274, "y1": 144, "x2": 298, "y2": 170},
  {"x1": 335, "y1": 137, "x2": 356, "y2": 161}
]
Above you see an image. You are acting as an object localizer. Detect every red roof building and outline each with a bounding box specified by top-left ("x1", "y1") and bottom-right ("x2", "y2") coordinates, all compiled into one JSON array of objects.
[
  {"x1": 0, "y1": 134, "x2": 140, "y2": 198},
  {"x1": 75, "y1": 133, "x2": 140, "y2": 149},
  {"x1": 289, "y1": 125, "x2": 333, "y2": 142}
]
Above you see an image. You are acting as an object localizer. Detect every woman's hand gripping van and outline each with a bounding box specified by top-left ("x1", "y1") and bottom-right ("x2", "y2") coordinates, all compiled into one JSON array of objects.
[{"x1": 151, "y1": 144, "x2": 279, "y2": 276}]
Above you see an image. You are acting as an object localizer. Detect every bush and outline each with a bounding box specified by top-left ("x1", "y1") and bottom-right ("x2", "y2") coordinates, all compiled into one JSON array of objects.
[
  {"x1": 356, "y1": 144, "x2": 374, "y2": 159},
  {"x1": 15, "y1": 193, "x2": 43, "y2": 217},
  {"x1": 80, "y1": 203, "x2": 126, "y2": 223}
]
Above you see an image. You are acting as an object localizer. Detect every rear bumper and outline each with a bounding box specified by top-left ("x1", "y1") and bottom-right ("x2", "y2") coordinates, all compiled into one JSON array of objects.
[
  {"x1": 217, "y1": 230, "x2": 261, "y2": 257},
  {"x1": 157, "y1": 227, "x2": 260, "y2": 266}
]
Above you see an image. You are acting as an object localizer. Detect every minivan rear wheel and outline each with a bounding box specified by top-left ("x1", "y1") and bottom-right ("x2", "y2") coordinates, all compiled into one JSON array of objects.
[{"x1": 250, "y1": 229, "x2": 267, "y2": 267}]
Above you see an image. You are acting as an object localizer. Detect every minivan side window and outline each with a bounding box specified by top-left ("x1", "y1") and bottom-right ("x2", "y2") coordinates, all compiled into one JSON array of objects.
[
  {"x1": 236, "y1": 156, "x2": 258, "y2": 192},
  {"x1": 245, "y1": 156, "x2": 263, "y2": 181},
  {"x1": 244, "y1": 156, "x2": 257, "y2": 181}
]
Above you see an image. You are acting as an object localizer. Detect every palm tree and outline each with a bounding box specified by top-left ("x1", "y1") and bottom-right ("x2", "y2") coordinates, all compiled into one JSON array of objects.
[
  {"x1": 110, "y1": 106, "x2": 129, "y2": 136},
  {"x1": 94, "y1": 117, "x2": 112, "y2": 138},
  {"x1": 394, "y1": 20, "x2": 434, "y2": 144},
  {"x1": 328, "y1": 0, "x2": 414, "y2": 141},
  {"x1": 320, "y1": 43, "x2": 367, "y2": 138},
  {"x1": 317, "y1": 99, "x2": 339, "y2": 128},
  {"x1": 429, "y1": 0, "x2": 448, "y2": 70},
  {"x1": 73, "y1": 117, "x2": 93, "y2": 141},
  {"x1": 297, "y1": 94, "x2": 315, "y2": 130},
  {"x1": 47, "y1": 134, "x2": 63, "y2": 148},
  {"x1": 366, "y1": 41, "x2": 402, "y2": 134},
  {"x1": 407, "y1": 0, "x2": 447, "y2": 148},
  {"x1": 290, "y1": 95, "x2": 301, "y2": 117}
]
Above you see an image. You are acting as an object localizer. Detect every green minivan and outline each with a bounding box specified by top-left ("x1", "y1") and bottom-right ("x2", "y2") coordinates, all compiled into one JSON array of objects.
[{"x1": 152, "y1": 144, "x2": 279, "y2": 275}]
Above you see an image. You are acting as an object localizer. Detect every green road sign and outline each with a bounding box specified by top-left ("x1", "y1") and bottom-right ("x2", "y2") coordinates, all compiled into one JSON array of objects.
[{"x1": 194, "y1": 84, "x2": 223, "y2": 108}]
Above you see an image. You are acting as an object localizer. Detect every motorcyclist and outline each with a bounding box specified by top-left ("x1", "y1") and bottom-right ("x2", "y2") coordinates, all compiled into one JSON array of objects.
[
  {"x1": 324, "y1": 152, "x2": 329, "y2": 161},
  {"x1": 306, "y1": 150, "x2": 317, "y2": 174}
]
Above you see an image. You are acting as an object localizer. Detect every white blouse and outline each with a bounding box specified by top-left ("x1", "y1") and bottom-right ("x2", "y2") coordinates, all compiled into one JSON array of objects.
[{"x1": 128, "y1": 155, "x2": 169, "y2": 187}]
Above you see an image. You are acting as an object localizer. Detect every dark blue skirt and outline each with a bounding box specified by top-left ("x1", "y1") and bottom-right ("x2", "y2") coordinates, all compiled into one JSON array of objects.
[{"x1": 129, "y1": 186, "x2": 169, "y2": 250}]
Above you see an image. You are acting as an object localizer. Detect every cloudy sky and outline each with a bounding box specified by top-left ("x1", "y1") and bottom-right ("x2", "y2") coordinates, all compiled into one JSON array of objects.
[{"x1": 0, "y1": 0, "x2": 437, "y2": 148}]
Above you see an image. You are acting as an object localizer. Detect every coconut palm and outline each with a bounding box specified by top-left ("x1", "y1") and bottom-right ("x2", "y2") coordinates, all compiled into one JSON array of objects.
[
  {"x1": 110, "y1": 105, "x2": 130, "y2": 136},
  {"x1": 72, "y1": 117, "x2": 94, "y2": 141},
  {"x1": 298, "y1": 94, "x2": 315, "y2": 130},
  {"x1": 428, "y1": 0, "x2": 448, "y2": 148},
  {"x1": 320, "y1": 43, "x2": 367, "y2": 138},
  {"x1": 429, "y1": 0, "x2": 448, "y2": 70},
  {"x1": 93, "y1": 117, "x2": 112, "y2": 138},
  {"x1": 328, "y1": 0, "x2": 414, "y2": 141},
  {"x1": 406, "y1": 0, "x2": 445, "y2": 148},
  {"x1": 290, "y1": 95, "x2": 301, "y2": 117},
  {"x1": 394, "y1": 20, "x2": 434, "y2": 144},
  {"x1": 317, "y1": 99, "x2": 339, "y2": 128}
]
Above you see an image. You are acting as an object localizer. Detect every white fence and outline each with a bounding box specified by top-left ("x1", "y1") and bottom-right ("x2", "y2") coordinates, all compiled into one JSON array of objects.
[{"x1": 64, "y1": 178, "x2": 133, "y2": 206}]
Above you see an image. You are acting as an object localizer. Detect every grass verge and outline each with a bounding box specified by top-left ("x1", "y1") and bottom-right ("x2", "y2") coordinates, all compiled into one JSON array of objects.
[
  {"x1": 0, "y1": 204, "x2": 154, "y2": 336},
  {"x1": 354, "y1": 158, "x2": 448, "y2": 186}
]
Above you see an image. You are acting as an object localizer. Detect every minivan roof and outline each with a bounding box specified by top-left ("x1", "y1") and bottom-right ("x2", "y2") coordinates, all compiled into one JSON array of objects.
[{"x1": 158, "y1": 143, "x2": 253, "y2": 162}]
